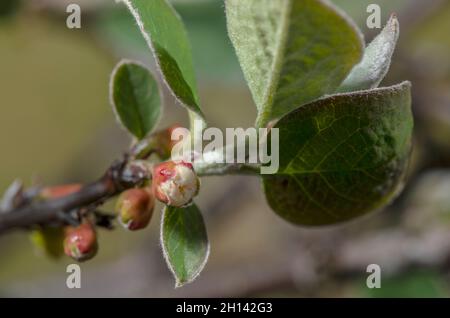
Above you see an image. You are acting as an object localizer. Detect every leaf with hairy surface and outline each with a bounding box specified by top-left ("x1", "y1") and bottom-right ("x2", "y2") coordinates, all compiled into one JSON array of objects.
[
  {"x1": 161, "y1": 204, "x2": 209, "y2": 287},
  {"x1": 226, "y1": 0, "x2": 364, "y2": 127},
  {"x1": 338, "y1": 14, "x2": 400, "y2": 93},
  {"x1": 263, "y1": 82, "x2": 413, "y2": 226},
  {"x1": 120, "y1": 0, "x2": 204, "y2": 120}
]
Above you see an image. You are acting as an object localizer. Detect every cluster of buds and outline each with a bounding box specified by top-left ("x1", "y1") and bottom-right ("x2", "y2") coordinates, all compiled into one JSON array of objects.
[
  {"x1": 31, "y1": 184, "x2": 86, "y2": 260},
  {"x1": 115, "y1": 160, "x2": 200, "y2": 231},
  {"x1": 63, "y1": 221, "x2": 98, "y2": 262},
  {"x1": 40, "y1": 184, "x2": 98, "y2": 262},
  {"x1": 32, "y1": 128, "x2": 201, "y2": 262}
]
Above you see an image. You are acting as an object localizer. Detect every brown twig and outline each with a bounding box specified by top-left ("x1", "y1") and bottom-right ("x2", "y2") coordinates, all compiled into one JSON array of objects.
[{"x1": 0, "y1": 157, "x2": 151, "y2": 235}]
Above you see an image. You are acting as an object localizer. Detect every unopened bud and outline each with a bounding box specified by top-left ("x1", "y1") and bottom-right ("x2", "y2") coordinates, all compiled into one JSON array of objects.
[
  {"x1": 167, "y1": 124, "x2": 185, "y2": 149},
  {"x1": 64, "y1": 222, "x2": 98, "y2": 262},
  {"x1": 116, "y1": 188, "x2": 154, "y2": 231},
  {"x1": 41, "y1": 184, "x2": 82, "y2": 199},
  {"x1": 154, "y1": 124, "x2": 185, "y2": 160},
  {"x1": 132, "y1": 124, "x2": 184, "y2": 160},
  {"x1": 152, "y1": 161, "x2": 200, "y2": 207}
]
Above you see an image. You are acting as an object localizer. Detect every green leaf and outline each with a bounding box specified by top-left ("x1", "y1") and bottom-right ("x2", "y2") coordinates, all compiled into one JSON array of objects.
[
  {"x1": 0, "y1": 0, "x2": 21, "y2": 20},
  {"x1": 110, "y1": 60, "x2": 161, "y2": 140},
  {"x1": 263, "y1": 82, "x2": 413, "y2": 226},
  {"x1": 120, "y1": 0, "x2": 204, "y2": 120},
  {"x1": 338, "y1": 14, "x2": 400, "y2": 93},
  {"x1": 161, "y1": 204, "x2": 209, "y2": 287},
  {"x1": 96, "y1": 1, "x2": 240, "y2": 83},
  {"x1": 225, "y1": 0, "x2": 364, "y2": 127},
  {"x1": 30, "y1": 226, "x2": 65, "y2": 259}
]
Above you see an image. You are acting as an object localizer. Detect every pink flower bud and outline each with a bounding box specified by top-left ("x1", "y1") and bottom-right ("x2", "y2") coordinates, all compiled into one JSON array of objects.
[
  {"x1": 132, "y1": 124, "x2": 185, "y2": 160},
  {"x1": 152, "y1": 161, "x2": 200, "y2": 207},
  {"x1": 116, "y1": 188, "x2": 154, "y2": 231},
  {"x1": 154, "y1": 124, "x2": 185, "y2": 160},
  {"x1": 165, "y1": 124, "x2": 185, "y2": 153},
  {"x1": 41, "y1": 184, "x2": 82, "y2": 199},
  {"x1": 64, "y1": 222, "x2": 98, "y2": 262}
]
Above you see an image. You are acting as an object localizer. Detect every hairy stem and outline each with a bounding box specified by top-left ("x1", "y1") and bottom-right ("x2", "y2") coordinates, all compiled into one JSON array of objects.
[
  {"x1": 0, "y1": 143, "x2": 263, "y2": 235},
  {"x1": 195, "y1": 161, "x2": 261, "y2": 176}
]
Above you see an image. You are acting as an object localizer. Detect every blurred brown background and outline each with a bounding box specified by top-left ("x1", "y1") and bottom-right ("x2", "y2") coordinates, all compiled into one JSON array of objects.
[{"x1": 0, "y1": 0, "x2": 449, "y2": 297}]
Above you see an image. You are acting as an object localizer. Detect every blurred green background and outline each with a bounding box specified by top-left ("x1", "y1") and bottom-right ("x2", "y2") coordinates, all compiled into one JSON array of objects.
[{"x1": 0, "y1": 0, "x2": 449, "y2": 297}]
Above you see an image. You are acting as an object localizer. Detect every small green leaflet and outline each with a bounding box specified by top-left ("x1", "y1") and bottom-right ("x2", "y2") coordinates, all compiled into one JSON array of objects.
[
  {"x1": 161, "y1": 204, "x2": 209, "y2": 287},
  {"x1": 338, "y1": 14, "x2": 400, "y2": 93},
  {"x1": 120, "y1": 0, "x2": 204, "y2": 120},
  {"x1": 226, "y1": 0, "x2": 364, "y2": 127},
  {"x1": 110, "y1": 60, "x2": 161, "y2": 140},
  {"x1": 30, "y1": 226, "x2": 65, "y2": 259},
  {"x1": 263, "y1": 82, "x2": 413, "y2": 226}
]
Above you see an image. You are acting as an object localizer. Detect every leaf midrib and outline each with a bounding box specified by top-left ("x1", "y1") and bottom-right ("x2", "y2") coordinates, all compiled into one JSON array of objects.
[
  {"x1": 125, "y1": 67, "x2": 147, "y2": 139},
  {"x1": 256, "y1": 0, "x2": 291, "y2": 128}
]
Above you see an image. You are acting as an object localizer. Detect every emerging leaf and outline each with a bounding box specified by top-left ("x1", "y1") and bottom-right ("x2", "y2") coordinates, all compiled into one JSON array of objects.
[
  {"x1": 161, "y1": 204, "x2": 209, "y2": 287},
  {"x1": 338, "y1": 14, "x2": 400, "y2": 93},
  {"x1": 263, "y1": 82, "x2": 413, "y2": 226},
  {"x1": 110, "y1": 60, "x2": 161, "y2": 140},
  {"x1": 225, "y1": 0, "x2": 364, "y2": 127},
  {"x1": 30, "y1": 226, "x2": 65, "y2": 259},
  {"x1": 120, "y1": 0, "x2": 204, "y2": 120}
]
